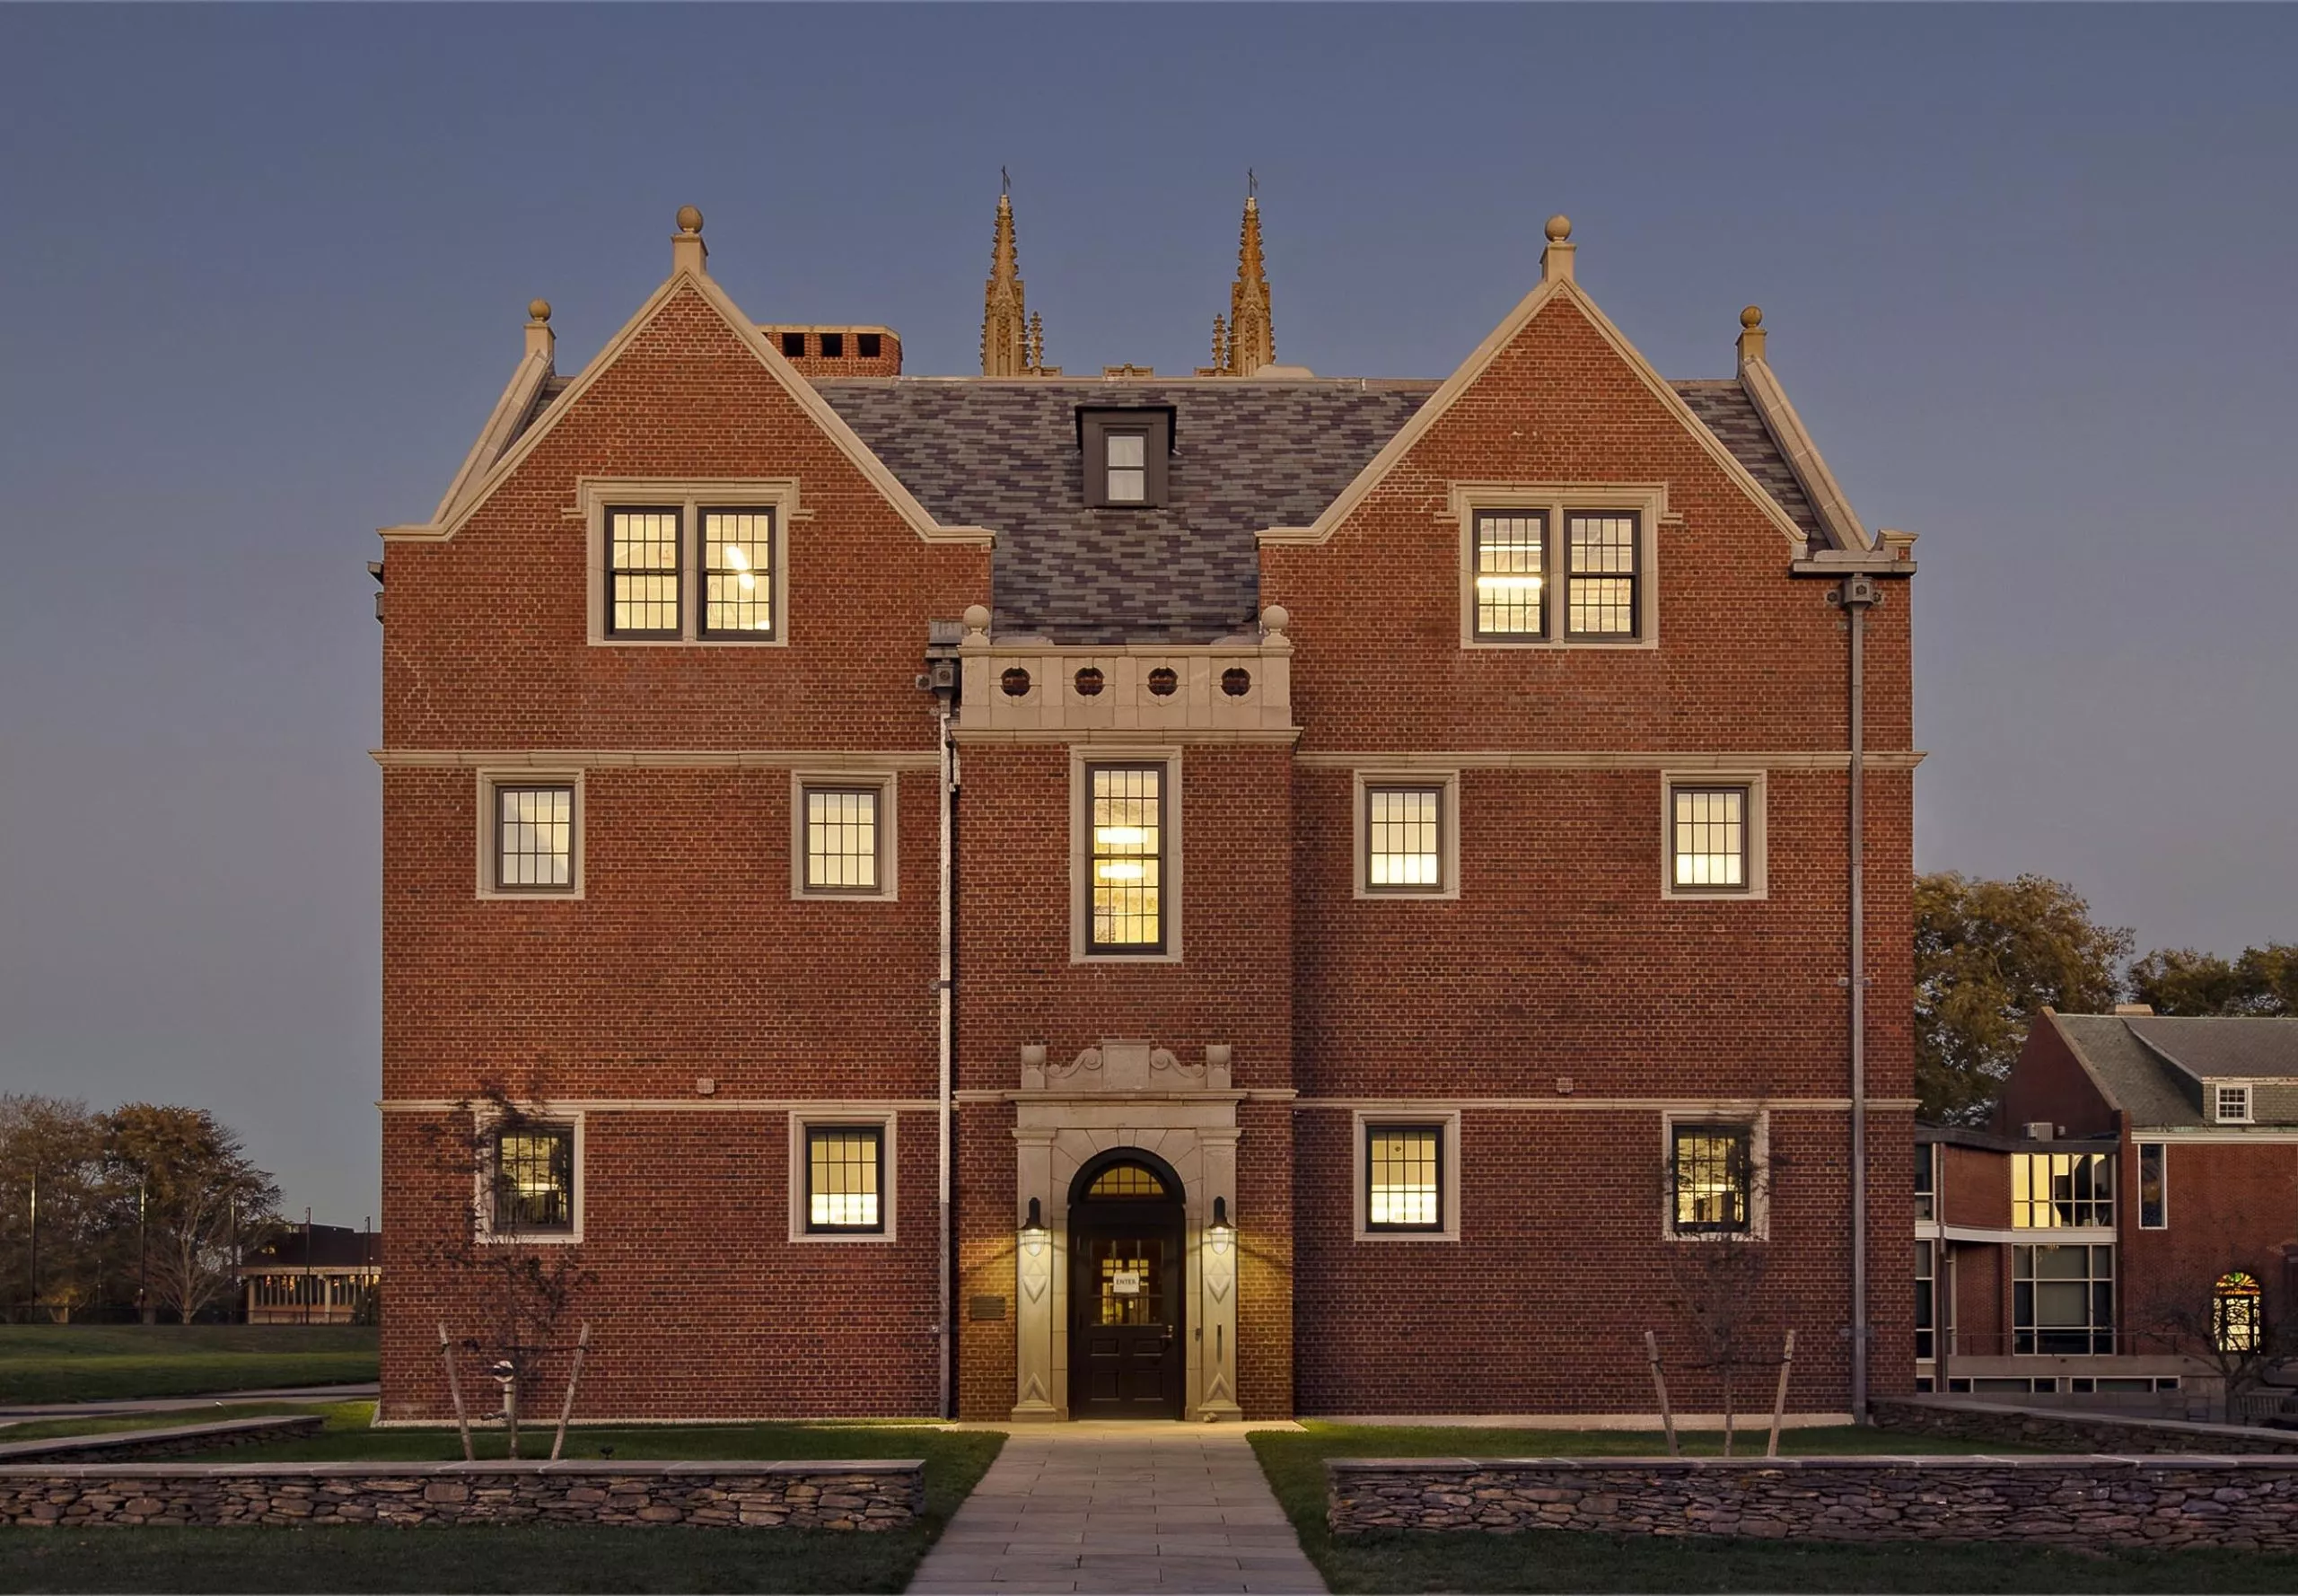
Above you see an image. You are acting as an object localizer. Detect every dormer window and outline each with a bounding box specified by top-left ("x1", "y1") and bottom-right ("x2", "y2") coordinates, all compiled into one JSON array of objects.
[
  {"x1": 2215, "y1": 1084, "x2": 2252, "y2": 1124},
  {"x1": 1079, "y1": 408, "x2": 1173, "y2": 508}
]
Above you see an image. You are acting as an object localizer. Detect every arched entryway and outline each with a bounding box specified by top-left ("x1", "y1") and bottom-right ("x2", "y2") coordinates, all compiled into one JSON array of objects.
[{"x1": 1067, "y1": 1149, "x2": 1187, "y2": 1418}]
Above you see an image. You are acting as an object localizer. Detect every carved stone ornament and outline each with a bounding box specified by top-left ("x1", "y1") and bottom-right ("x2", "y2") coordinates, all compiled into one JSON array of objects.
[{"x1": 1023, "y1": 1039, "x2": 1226, "y2": 1093}]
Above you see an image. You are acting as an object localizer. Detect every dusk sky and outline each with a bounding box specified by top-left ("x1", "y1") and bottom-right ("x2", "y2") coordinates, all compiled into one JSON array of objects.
[{"x1": 2, "y1": 5, "x2": 2292, "y2": 1228}]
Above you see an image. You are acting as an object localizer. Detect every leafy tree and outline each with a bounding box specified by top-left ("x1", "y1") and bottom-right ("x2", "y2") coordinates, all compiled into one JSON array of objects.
[
  {"x1": 2130, "y1": 943, "x2": 2297, "y2": 1017},
  {"x1": 2134, "y1": 1255, "x2": 2294, "y2": 1422},
  {"x1": 103, "y1": 1105, "x2": 280, "y2": 1324},
  {"x1": 1915, "y1": 873, "x2": 2130, "y2": 1126},
  {"x1": 0, "y1": 1096, "x2": 109, "y2": 1320}
]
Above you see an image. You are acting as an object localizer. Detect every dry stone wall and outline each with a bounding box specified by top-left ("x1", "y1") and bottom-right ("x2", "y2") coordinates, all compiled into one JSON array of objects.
[
  {"x1": 1328, "y1": 1455, "x2": 2298, "y2": 1548},
  {"x1": 0, "y1": 1416, "x2": 324, "y2": 1466},
  {"x1": 0, "y1": 1460, "x2": 922, "y2": 1530},
  {"x1": 1870, "y1": 1397, "x2": 2298, "y2": 1455}
]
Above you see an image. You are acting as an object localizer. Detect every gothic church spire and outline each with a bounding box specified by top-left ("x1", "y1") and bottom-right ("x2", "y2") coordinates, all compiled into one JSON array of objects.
[
  {"x1": 980, "y1": 174, "x2": 1052, "y2": 377},
  {"x1": 1223, "y1": 177, "x2": 1275, "y2": 376}
]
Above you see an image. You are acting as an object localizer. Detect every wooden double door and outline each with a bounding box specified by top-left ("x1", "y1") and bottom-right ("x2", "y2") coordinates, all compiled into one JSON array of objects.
[{"x1": 1068, "y1": 1185, "x2": 1186, "y2": 1418}]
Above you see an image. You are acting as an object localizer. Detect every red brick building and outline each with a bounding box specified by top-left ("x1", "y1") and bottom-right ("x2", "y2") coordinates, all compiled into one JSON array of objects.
[
  {"x1": 1919, "y1": 1009, "x2": 2298, "y2": 1421},
  {"x1": 374, "y1": 195, "x2": 1918, "y2": 1425}
]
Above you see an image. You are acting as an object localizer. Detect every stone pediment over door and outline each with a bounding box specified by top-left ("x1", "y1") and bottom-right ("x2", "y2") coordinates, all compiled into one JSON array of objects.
[{"x1": 1021, "y1": 1038, "x2": 1233, "y2": 1094}]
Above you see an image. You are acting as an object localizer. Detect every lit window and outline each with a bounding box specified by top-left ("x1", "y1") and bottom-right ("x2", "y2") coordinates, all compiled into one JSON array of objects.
[
  {"x1": 1472, "y1": 510, "x2": 1546, "y2": 639},
  {"x1": 2014, "y1": 1243, "x2": 2113, "y2": 1355},
  {"x1": 491, "y1": 1126, "x2": 574, "y2": 1233},
  {"x1": 1087, "y1": 763, "x2": 1164, "y2": 952},
  {"x1": 1566, "y1": 513, "x2": 1638, "y2": 637},
  {"x1": 2138, "y1": 1143, "x2": 2166, "y2": 1229},
  {"x1": 806, "y1": 1127, "x2": 884, "y2": 1233},
  {"x1": 1916, "y1": 1240, "x2": 1936, "y2": 1362},
  {"x1": 1105, "y1": 433, "x2": 1147, "y2": 503},
  {"x1": 1085, "y1": 1162, "x2": 1169, "y2": 1199},
  {"x1": 2215, "y1": 1272, "x2": 2262, "y2": 1354},
  {"x1": 803, "y1": 786, "x2": 880, "y2": 893},
  {"x1": 2216, "y1": 1085, "x2": 2252, "y2": 1124},
  {"x1": 702, "y1": 508, "x2": 775, "y2": 637},
  {"x1": 1671, "y1": 786, "x2": 1748, "y2": 892},
  {"x1": 1671, "y1": 1124, "x2": 1755, "y2": 1235},
  {"x1": 1914, "y1": 1144, "x2": 1936, "y2": 1223},
  {"x1": 1366, "y1": 1125, "x2": 1442, "y2": 1232},
  {"x1": 608, "y1": 507, "x2": 680, "y2": 636},
  {"x1": 494, "y1": 784, "x2": 574, "y2": 892},
  {"x1": 1366, "y1": 785, "x2": 1443, "y2": 891},
  {"x1": 2011, "y1": 1152, "x2": 2113, "y2": 1228}
]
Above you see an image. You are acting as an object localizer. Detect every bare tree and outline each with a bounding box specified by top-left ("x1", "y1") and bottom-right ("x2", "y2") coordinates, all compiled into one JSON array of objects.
[
  {"x1": 1653, "y1": 1114, "x2": 1794, "y2": 1455},
  {"x1": 420, "y1": 1079, "x2": 596, "y2": 1457},
  {"x1": 103, "y1": 1105, "x2": 279, "y2": 1324},
  {"x1": 2135, "y1": 1257, "x2": 2294, "y2": 1423}
]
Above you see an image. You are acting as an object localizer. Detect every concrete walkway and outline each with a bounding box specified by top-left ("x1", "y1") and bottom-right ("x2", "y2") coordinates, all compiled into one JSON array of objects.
[
  {"x1": 909, "y1": 1424, "x2": 1325, "y2": 1594},
  {"x1": 0, "y1": 1383, "x2": 379, "y2": 1424}
]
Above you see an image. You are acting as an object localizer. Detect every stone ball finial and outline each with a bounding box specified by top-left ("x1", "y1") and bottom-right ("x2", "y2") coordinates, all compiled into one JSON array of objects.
[
  {"x1": 1741, "y1": 305, "x2": 1764, "y2": 329},
  {"x1": 1545, "y1": 215, "x2": 1572, "y2": 243},
  {"x1": 1260, "y1": 603, "x2": 1291, "y2": 634},
  {"x1": 528, "y1": 299, "x2": 552, "y2": 324},
  {"x1": 962, "y1": 603, "x2": 992, "y2": 633},
  {"x1": 676, "y1": 205, "x2": 705, "y2": 234}
]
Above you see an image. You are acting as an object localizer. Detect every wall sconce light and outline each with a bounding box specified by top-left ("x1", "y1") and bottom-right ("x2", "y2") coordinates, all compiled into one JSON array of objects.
[
  {"x1": 1021, "y1": 1197, "x2": 1048, "y2": 1257},
  {"x1": 1208, "y1": 1195, "x2": 1234, "y2": 1255}
]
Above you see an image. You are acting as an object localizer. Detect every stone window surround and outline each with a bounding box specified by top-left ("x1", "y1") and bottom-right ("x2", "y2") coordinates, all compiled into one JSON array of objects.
[
  {"x1": 1070, "y1": 745, "x2": 1184, "y2": 964},
  {"x1": 473, "y1": 1107, "x2": 584, "y2": 1246},
  {"x1": 1451, "y1": 483, "x2": 1666, "y2": 651},
  {"x1": 579, "y1": 478, "x2": 798, "y2": 648},
  {"x1": 1662, "y1": 1109, "x2": 1770, "y2": 1242},
  {"x1": 787, "y1": 1108, "x2": 899, "y2": 1245},
  {"x1": 1351, "y1": 1109, "x2": 1462, "y2": 1242},
  {"x1": 1660, "y1": 769, "x2": 1769, "y2": 902},
  {"x1": 789, "y1": 770, "x2": 899, "y2": 902},
  {"x1": 475, "y1": 768, "x2": 585, "y2": 901},
  {"x1": 1352, "y1": 769, "x2": 1461, "y2": 901}
]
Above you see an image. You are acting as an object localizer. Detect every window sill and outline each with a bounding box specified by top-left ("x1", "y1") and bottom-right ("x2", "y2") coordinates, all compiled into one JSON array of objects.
[{"x1": 477, "y1": 1230, "x2": 583, "y2": 1246}]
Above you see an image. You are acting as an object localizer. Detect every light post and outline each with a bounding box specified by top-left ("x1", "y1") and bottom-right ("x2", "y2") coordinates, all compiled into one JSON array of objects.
[
  {"x1": 136, "y1": 1176, "x2": 150, "y2": 1324},
  {"x1": 27, "y1": 1174, "x2": 38, "y2": 1323}
]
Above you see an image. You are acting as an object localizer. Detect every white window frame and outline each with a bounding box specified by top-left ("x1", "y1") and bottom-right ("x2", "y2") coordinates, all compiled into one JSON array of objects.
[
  {"x1": 1661, "y1": 771, "x2": 1768, "y2": 901},
  {"x1": 1352, "y1": 769, "x2": 1460, "y2": 900},
  {"x1": 1662, "y1": 1109, "x2": 1771, "y2": 1241},
  {"x1": 1070, "y1": 745, "x2": 1184, "y2": 964},
  {"x1": 1452, "y1": 483, "x2": 1664, "y2": 651},
  {"x1": 1350, "y1": 1109, "x2": 1461, "y2": 1243},
  {"x1": 2215, "y1": 1084, "x2": 2253, "y2": 1124},
  {"x1": 787, "y1": 1109, "x2": 899, "y2": 1244},
  {"x1": 473, "y1": 1108, "x2": 584, "y2": 1245},
  {"x1": 789, "y1": 771, "x2": 899, "y2": 902},
  {"x1": 581, "y1": 478, "x2": 797, "y2": 647},
  {"x1": 475, "y1": 768, "x2": 585, "y2": 900}
]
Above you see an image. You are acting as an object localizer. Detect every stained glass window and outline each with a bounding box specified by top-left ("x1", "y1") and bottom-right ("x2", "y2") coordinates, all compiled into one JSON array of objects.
[{"x1": 2215, "y1": 1272, "x2": 2262, "y2": 1354}]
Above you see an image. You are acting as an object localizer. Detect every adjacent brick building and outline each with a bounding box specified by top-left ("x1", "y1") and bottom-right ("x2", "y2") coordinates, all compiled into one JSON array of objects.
[
  {"x1": 1919, "y1": 1010, "x2": 2298, "y2": 1421},
  {"x1": 375, "y1": 194, "x2": 1918, "y2": 1425}
]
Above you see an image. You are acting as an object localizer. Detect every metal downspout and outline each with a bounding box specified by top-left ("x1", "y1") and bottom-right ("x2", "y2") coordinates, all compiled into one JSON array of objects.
[
  {"x1": 1837, "y1": 577, "x2": 1874, "y2": 1422},
  {"x1": 937, "y1": 705, "x2": 956, "y2": 1420}
]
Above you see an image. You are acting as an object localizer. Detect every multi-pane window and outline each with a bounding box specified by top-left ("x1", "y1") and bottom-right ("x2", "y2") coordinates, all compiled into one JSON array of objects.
[
  {"x1": 1087, "y1": 763, "x2": 1164, "y2": 952},
  {"x1": 2138, "y1": 1143, "x2": 2167, "y2": 1229},
  {"x1": 803, "y1": 786, "x2": 881, "y2": 893},
  {"x1": 1914, "y1": 1144, "x2": 1937, "y2": 1223},
  {"x1": 1671, "y1": 786, "x2": 1749, "y2": 892},
  {"x1": 2216, "y1": 1085, "x2": 2252, "y2": 1123},
  {"x1": 2013, "y1": 1243, "x2": 2114, "y2": 1355},
  {"x1": 490, "y1": 1126, "x2": 574, "y2": 1233},
  {"x1": 1104, "y1": 433, "x2": 1147, "y2": 503},
  {"x1": 1565, "y1": 513, "x2": 1638, "y2": 637},
  {"x1": 608, "y1": 507, "x2": 680, "y2": 636},
  {"x1": 701, "y1": 508, "x2": 776, "y2": 637},
  {"x1": 494, "y1": 784, "x2": 574, "y2": 891},
  {"x1": 2012, "y1": 1152, "x2": 2113, "y2": 1229},
  {"x1": 1915, "y1": 1239, "x2": 1936, "y2": 1362},
  {"x1": 2215, "y1": 1272, "x2": 2262, "y2": 1354},
  {"x1": 806, "y1": 1126, "x2": 884, "y2": 1233},
  {"x1": 1366, "y1": 1125, "x2": 1442, "y2": 1232},
  {"x1": 1671, "y1": 1123, "x2": 1756, "y2": 1235},
  {"x1": 1472, "y1": 511, "x2": 1547, "y2": 638},
  {"x1": 1365, "y1": 785, "x2": 1443, "y2": 891}
]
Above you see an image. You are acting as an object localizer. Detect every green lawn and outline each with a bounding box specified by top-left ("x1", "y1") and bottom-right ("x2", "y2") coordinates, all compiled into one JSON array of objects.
[
  {"x1": 0, "y1": 1401, "x2": 335, "y2": 1446},
  {"x1": 0, "y1": 1408, "x2": 1006, "y2": 1593},
  {"x1": 1251, "y1": 1422, "x2": 2298, "y2": 1593},
  {"x1": 0, "y1": 1325, "x2": 377, "y2": 1405}
]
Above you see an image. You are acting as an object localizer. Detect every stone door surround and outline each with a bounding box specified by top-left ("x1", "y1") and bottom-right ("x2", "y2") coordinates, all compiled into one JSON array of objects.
[{"x1": 1012, "y1": 1039, "x2": 1243, "y2": 1423}]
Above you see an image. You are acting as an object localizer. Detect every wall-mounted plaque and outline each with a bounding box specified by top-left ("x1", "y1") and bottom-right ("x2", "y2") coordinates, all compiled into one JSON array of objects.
[{"x1": 968, "y1": 1295, "x2": 1007, "y2": 1321}]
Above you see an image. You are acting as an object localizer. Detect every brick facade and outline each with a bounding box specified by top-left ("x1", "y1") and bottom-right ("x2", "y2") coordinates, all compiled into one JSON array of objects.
[{"x1": 378, "y1": 210, "x2": 1915, "y2": 1425}]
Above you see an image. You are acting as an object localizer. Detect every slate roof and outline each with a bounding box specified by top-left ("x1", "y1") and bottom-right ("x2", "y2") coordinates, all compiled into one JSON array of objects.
[
  {"x1": 2126, "y1": 1016, "x2": 2298, "y2": 1082},
  {"x1": 2052, "y1": 1015, "x2": 2206, "y2": 1127},
  {"x1": 807, "y1": 375, "x2": 1837, "y2": 645},
  {"x1": 2050, "y1": 1013, "x2": 2298, "y2": 1129},
  {"x1": 816, "y1": 380, "x2": 1436, "y2": 644}
]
